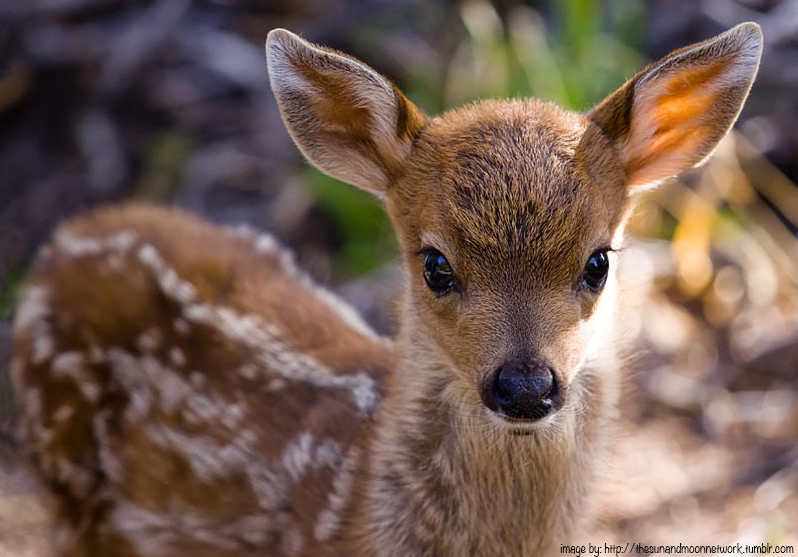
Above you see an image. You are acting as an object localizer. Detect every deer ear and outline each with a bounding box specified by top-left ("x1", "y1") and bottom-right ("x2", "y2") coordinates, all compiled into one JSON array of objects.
[
  {"x1": 266, "y1": 29, "x2": 427, "y2": 197},
  {"x1": 589, "y1": 22, "x2": 762, "y2": 192}
]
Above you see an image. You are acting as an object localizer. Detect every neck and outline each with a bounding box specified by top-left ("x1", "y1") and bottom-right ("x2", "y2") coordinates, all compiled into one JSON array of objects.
[{"x1": 349, "y1": 312, "x2": 618, "y2": 557}]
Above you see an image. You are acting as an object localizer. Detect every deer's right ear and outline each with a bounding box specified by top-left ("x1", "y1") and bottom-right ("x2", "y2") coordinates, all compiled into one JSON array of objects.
[{"x1": 266, "y1": 29, "x2": 427, "y2": 197}]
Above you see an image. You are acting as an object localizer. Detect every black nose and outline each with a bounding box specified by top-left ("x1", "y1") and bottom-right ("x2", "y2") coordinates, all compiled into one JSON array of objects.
[{"x1": 484, "y1": 358, "x2": 559, "y2": 421}]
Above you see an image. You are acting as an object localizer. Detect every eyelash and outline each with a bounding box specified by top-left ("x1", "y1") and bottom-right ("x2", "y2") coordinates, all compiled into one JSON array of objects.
[{"x1": 414, "y1": 246, "x2": 437, "y2": 257}]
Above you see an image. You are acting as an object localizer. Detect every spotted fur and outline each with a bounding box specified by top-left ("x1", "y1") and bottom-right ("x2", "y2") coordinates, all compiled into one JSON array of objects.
[{"x1": 14, "y1": 205, "x2": 390, "y2": 556}]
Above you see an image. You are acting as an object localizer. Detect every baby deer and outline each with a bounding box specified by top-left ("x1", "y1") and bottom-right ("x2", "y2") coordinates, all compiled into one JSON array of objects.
[{"x1": 13, "y1": 23, "x2": 762, "y2": 557}]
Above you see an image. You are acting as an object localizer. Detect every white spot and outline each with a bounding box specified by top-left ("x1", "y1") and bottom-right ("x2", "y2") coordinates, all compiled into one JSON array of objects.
[
  {"x1": 93, "y1": 413, "x2": 124, "y2": 482},
  {"x1": 137, "y1": 329, "x2": 162, "y2": 353},
  {"x1": 83, "y1": 383, "x2": 100, "y2": 403},
  {"x1": 52, "y1": 351, "x2": 84, "y2": 375},
  {"x1": 126, "y1": 388, "x2": 153, "y2": 422},
  {"x1": 282, "y1": 432, "x2": 314, "y2": 482},
  {"x1": 281, "y1": 433, "x2": 342, "y2": 485},
  {"x1": 108, "y1": 351, "x2": 192, "y2": 415},
  {"x1": 51, "y1": 351, "x2": 100, "y2": 403},
  {"x1": 108, "y1": 254, "x2": 125, "y2": 271},
  {"x1": 169, "y1": 347, "x2": 186, "y2": 367},
  {"x1": 33, "y1": 335, "x2": 55, "y2": 365},
  {"x1": 239, "y1": 516, "x2": 273, "y2": 545},
  {"x1": 109, "y1": 501, "x2": 180, "y2": 555},
  {"x1": 314, "y1": 438, "x2": 342, "y2": 470},
  {"x1": 238, "y1": 363, "x2": 258, "y2": 380},
  {"x1": 314, "y1": 446, "x2": 360, "y2": 541},
  {"x1": 15, "y1": 286, "x2": 55, "y2": 365},
  {"x1": 220, "y1": 403, "x2": 244, "y2": 430},
  {"x1": 239, "y1": 429, "x2": 257, "y2": 445},
  {"x1": 149, "y1": 425, "x2": 251, "y2": 481},
  {"x1": 54, "y1": 229, "x2": 135, "y2": 258},
  {"x1": 19, "y1": 388, "x2": 49, "y2": 445},
  {"x1": 53, "y1": 405, "x2": 74, "y2": 423},
  {"x1": 14, "y1": 285, "x2": 50, "y2": 333},
  {"x1": 189, "y1": 372, "x2": 205, "y2": 389},
  {"x1": 282, "y1": 526, "x2": 304, "y2": 556},
  {"x1": 138, "y1": 244, "x2": 196, "y2": 304},
  {"x1": 51, "y1": 457, "x2": 93, "y2": 497},
  {"x1": 184, "y1": 393, "x2": 220, "y2": 424}
]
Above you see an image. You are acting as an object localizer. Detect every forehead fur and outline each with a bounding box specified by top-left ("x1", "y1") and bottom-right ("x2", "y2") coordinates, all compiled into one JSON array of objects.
[{"x1": 401, "y1": 99, "x2": 619, "y2": 285}]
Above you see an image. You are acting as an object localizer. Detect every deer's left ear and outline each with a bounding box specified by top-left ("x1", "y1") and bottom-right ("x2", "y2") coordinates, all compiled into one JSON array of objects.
[{"x1": 589, "y1": 22, "x2": 763, "y2": 192}]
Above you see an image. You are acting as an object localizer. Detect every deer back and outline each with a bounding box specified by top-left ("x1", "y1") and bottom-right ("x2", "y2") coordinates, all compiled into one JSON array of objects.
[{"x1": 12, "y1": 204, "x2": 391, "y2": 556}]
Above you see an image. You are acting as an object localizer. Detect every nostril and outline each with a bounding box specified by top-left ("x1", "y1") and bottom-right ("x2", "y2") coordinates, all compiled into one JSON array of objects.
[
  {"x1": 495, "y1": 364, "x2": 553, "y2": 401},
  {"x1": 526, "y1": 372, "x2": 554, "y2": 398},
  {"x1": 493, "y1": 368, "x2": 514, "y2": 404}
]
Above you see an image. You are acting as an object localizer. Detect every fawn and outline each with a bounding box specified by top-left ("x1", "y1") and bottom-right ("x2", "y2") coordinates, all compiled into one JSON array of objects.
[{"x1": 12, "y1": 23, "x2": 762, "y2": 557}]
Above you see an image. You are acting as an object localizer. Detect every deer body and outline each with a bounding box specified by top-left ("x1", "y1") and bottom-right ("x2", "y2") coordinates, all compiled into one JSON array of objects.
[
  {"x1": 14, "y1": 203, "x2": 611, "y2": 556},
  {"x1": 13, "y1": 205, "x2": 391, "y2": 556},
  {"x1": 13, "y1": 23, "x2": 762, "y2": 557}
]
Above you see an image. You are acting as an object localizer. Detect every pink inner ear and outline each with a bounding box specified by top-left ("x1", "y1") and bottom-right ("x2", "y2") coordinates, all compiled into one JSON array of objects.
[
  {"x1": 626, "y1": 127, "x2": 711, "y2": 188},
  {"x1": 623, "y1": 59, "x2": 733, "y2": 188}
]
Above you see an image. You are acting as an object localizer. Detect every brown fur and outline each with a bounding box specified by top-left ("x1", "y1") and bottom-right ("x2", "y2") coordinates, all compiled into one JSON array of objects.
[{"x1": 13, "y1": 23, "x2": 762, "y2": 556}]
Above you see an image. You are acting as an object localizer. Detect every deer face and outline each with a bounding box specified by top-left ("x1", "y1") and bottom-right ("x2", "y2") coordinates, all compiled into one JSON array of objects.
[
  {"x1": 266, "y1": 24, "x2": 762, "y2": 426},
  {"x1": 388, "y1": 101, "x2": 627, "y2": 424}
]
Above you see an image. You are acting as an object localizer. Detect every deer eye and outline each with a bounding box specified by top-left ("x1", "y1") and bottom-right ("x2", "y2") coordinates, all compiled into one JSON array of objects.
[
  {"x1": 581, "y1": 248, "x2": 610, "y2": 292},
  {"x1": 423, "y1": 249, "x2": 456, "y2": 295}
]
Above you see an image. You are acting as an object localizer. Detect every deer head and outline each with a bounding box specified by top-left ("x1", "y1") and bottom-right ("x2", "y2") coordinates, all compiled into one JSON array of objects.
[{"x1": 266, "y1": 23, "x2": 762, "y2": 429}]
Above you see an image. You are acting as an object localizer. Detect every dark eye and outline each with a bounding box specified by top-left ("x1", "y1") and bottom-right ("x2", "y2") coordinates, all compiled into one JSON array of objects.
[
  {"x1": 423, "y1": 249, "x2": 456, "y2": 295},
  {"x1": 581, "y1": 248, "x2": 610, "y2": 291}
]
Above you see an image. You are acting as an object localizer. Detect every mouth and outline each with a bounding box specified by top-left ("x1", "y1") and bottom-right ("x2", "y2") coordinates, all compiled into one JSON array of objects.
[{"x1": 483, "y1": 407, "x2": 558, "y2": 432}]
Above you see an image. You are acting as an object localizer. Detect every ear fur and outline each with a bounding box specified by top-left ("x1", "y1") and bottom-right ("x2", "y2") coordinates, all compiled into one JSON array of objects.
[
  {"x1": 266, "y1": 29, "x2": 426, "y2": 197},
  {"x1": 589, "y1": 22, "x2": 763, "y2": 192}
]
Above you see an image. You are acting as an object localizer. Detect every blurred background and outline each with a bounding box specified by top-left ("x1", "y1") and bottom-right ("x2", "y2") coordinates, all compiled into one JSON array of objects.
[{"x1": 1, "y1": 0, "x2": 797, "y2": 554}]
